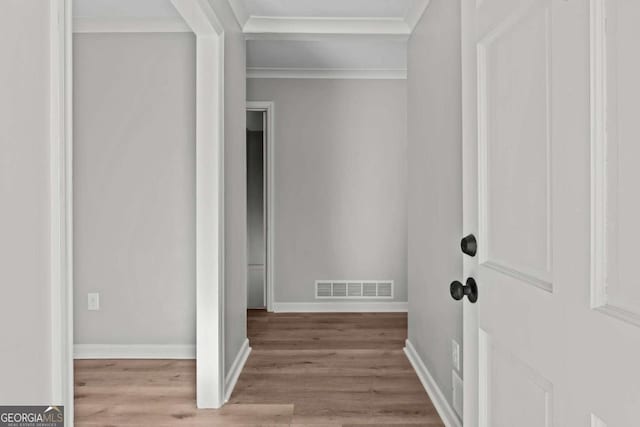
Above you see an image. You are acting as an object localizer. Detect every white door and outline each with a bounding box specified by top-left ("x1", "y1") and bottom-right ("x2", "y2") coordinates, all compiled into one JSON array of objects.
[
  {"x1": 462, "y1": 0, "x2": 640, "y2": 425},
  {"x1": 566, "y1": 1, "x2": 640, "y2": 425}
]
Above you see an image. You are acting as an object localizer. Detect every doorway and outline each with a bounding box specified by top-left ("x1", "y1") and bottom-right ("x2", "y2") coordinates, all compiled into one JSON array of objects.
[
  {"x1": 246, "y1": 110, "x2": 266, "y2": 309},
  {"x1": 67, "y1": 1, "x2": 227, "y2": 420},
  {"x1": 246, "y1": 102, "x2": 274, "y2": 312}
]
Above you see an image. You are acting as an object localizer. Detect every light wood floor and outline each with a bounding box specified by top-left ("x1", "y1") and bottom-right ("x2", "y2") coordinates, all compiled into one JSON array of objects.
[{"x1": 75, "y1": 311, "x2": 444, "y2": 426}]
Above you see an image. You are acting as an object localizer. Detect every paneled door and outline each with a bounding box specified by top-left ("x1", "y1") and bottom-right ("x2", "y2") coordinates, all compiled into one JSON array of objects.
[{"x1": 461, "y1": 0, "x2": 640, "y2": 425}]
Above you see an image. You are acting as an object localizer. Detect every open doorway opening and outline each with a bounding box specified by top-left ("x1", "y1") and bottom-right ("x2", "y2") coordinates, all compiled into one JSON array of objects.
[
  {"x1": 246, "y1": 110, "x2": 266, "y2": 309},
  {"x1": 69, "y1": 1, "x2": 227, "y2": 419},
  {"x1": 245, "y1": 102, "x2": 274, "y2": 313},
  {"x1": 72, "y1": 29, "x2": 199, "y2": 419}
]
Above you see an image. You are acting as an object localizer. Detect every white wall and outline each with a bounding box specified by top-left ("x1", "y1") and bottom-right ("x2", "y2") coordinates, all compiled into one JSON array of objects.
[
  {"x1": 0, "y1": 0, "x2": 53, "y2": 403},
  {"x1": 247, "y1": 78, "x2": 407, "y2": 304},
  {"x1": 407, "y1": 0, "x2": 463, "y2": 412},
  {"x1": 73, "y1": 33, "x2": 197, "y2": 345}
]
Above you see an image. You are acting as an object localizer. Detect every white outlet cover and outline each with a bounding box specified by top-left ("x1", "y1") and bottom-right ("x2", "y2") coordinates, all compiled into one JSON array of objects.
[
  {"x1": 88, "y1": 293, "x2": 100, "y2": 311},
  {"x1": 452, "y1": 339, "x2": 460, "y2": 372},
  {"x1": 452, "y1": 370, "x2": 463, "y2": 418}
]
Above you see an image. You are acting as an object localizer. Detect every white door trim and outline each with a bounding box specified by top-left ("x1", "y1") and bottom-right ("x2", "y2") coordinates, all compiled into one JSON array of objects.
[
  {"x1": 59, "y1": 0, "x2": 228, "y2": 419},
  {"x1": 51, "y1": 1, "x2": 73, "y2": 425},
  {"x1": 247, "y1": 101, "x2": 275, "y2": 312},
  {"x1": 170, "y1": 0, "x2": 226, "y2": 409}
]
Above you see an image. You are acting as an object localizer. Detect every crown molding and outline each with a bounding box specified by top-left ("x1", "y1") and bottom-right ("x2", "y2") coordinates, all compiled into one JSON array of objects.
[
  {"x1": 171, "y1": 0, "x2": 224, "y2": 36},
  {"x1": 247, "y1": 67, "x2": 407, "y2": 80},
  {"x1": 227, "y1": 0, "x2": 430, "y2": 39},
  {"x1": 244, "y1": 32, "x2": 409, "y2": 42},
  {"x1": 405, "y1": 0, "x2": 432, "y2": 32},
  {"x1": 243, "y1": 16, "x2": 411, "y2": 38},
  {"x1": 228, "y1": 0, "x2": 249, "y2": 28},
  {"x1": 73, "y1": 16, "x2": 191, "y2": 33}
]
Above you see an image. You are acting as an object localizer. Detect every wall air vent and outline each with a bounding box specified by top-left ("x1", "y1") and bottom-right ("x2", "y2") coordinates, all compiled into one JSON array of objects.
[{"x1": 315, "y1": 280, "x2": 394, "y2": 299}]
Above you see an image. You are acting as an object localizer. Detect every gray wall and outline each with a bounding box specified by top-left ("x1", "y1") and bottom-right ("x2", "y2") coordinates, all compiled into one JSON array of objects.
[
  {"x1": 73, "y1": 33, "x2": 197, "y2": 345},
  {"x1": 247, "y1": 79, "x2": 408, "y2": 303},
  {"x1": 0, "y1": 0, "x2": 53, "y2": 403},
  {"x1": 211, "y1": 0, "x2": 249, "y2": 375},
  {"x1": 407, "y1": 0, "x2": 463, "y2": 412}
]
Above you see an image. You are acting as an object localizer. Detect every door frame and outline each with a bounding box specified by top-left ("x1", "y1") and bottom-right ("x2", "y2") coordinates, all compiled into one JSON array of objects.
[
  {"x1": 246, "y1": 101, "x2": 275, "y2": 312},
  {"x1": 171, "y1": 0, "x2": 226, "y2": 409},
  {"x1": 56, "y1": 1, "x2": 228, "y2": 423},
  {"x1": 50, "y1": 0, "x2": 73, "y2": 420}
]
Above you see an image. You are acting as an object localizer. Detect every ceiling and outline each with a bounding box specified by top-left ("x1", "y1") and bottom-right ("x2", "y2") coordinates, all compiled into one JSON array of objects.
[
  {"x1": 233, "y1": 0, "x2": 429, "y2": 78},
  {"x1": 73, "y1": 0, "x2": 431, "y2": 79}
]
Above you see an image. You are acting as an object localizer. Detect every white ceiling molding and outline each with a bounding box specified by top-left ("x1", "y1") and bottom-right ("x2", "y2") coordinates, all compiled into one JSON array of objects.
[
  {"x1": 227, "y1": 0, "x2": 430, "y2": 39},
  {"x1": 404, "y1": 0, "x2": 431, "y2": 32},
  {"x1": 240, "y1": 0, "x2": 415, "y2": 19},
  {"x1": 246, "y1": 67, "x2": 407, "y2": 80},
  {"x1": 244, "y1": 32, "x2": 409, "y2": 42},
  {"x1": 171, "y1": 0, "x2": 223, "y2": 35},
  {"x1": 242, "y1": 16, "x2": 411, "y2": 38},
  {"x1": 227, "y1": 0, "x2": 250, "y2": 28},
  {"x1": 227, "y1": 0, "x2": 418, "y2": 78},
  {"x1": 73, "y1": 16, "x2": 191, "y2": 33}
]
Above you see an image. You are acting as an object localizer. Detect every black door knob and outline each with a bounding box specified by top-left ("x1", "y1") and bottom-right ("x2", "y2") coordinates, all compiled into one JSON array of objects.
[
  {"x1": 450, "y1": 278, "x2": 478, "y2": 303},
  {"x1": 461, "y1": 234, "x2": 477, "y2": 257}
]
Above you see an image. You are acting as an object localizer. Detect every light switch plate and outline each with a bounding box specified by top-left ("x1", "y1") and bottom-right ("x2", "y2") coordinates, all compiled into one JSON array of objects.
[
  {"x1": 88, "y1": 293, "x2": 100, "y2": 311},
  {"x1": 452, "y1": 339, "x2": 460, "y2": 372}
]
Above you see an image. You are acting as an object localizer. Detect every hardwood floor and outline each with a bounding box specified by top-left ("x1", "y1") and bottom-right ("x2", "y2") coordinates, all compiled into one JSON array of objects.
[{"x1": 75, "y1": 311, "x2": 444, "y2": 426}]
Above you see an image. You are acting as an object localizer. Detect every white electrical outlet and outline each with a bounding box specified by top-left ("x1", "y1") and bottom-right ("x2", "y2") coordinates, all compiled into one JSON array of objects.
[
  {"x1": 88, "y1": 293, "x2": 100, "y2": 311},
  {"x1": 452, "y1": 370, "x2": 463, "y2": 418},
  {"x1": 452, "y1": 339, "x2": 460, "y2": 372}
]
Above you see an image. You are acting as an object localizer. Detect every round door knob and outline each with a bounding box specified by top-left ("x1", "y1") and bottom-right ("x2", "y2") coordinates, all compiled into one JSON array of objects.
[{"x1": 450, "y1": 278, "x2": 478, "y2": 303}]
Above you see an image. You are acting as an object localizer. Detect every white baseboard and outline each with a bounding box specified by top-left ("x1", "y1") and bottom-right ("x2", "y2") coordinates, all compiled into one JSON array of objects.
[
  {"x1": 225, "y1": 338, "x2": 251, "y2": 402},
  {"x1": 272, "y1": 301, "x2": 408, "y2": 313},
  {"x1": 74, "y1": 344, "x2": 195, "y2": 359},
  {"x1": 404, "y1": 339, "x2": 462, "y2": 427}
]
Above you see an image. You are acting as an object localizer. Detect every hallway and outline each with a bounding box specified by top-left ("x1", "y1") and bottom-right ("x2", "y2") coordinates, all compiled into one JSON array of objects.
[
  {"x1": 230, "y1": 311, "x2": 444, "y2": 425},
  {"x1": 74, "y1": 311, "x2": 443, "y2": 426}
]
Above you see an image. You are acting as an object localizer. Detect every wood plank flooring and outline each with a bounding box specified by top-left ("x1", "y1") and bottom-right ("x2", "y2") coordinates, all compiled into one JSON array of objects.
[{"x1": 74, "y1": 311, "x2": 444, "y2": 426}]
